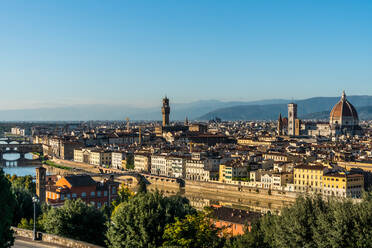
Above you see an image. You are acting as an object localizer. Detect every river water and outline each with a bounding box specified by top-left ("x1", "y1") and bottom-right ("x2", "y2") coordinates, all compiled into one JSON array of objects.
[
  {"x1": 1, "y1": 141, "x2": 38, "y2": 176},
  {"x1": 3, "y1": 166, "x2": 37, "y2": 177}
]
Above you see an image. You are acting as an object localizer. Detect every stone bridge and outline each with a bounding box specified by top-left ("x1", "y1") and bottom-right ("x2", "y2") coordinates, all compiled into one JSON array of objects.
[
  {"x1": 0, "y1": 137, "x2": 31, "y2": 144},
  {"x1": 0, "y1": 143, "x2": 43, "y2": 167}
]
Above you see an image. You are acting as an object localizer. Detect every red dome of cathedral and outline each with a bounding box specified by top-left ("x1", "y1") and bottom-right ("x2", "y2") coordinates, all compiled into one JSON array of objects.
[{"x1": 330, "y1": 91, "x2": 358, "y2": 126}]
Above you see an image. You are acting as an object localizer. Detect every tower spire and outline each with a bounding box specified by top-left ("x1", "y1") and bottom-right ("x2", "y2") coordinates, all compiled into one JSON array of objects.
[{"x1": 342, "y1": 90, "x2": 346, "y2": 100}]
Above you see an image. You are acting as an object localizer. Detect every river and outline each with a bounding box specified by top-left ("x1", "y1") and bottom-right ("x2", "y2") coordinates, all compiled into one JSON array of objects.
[{"x1": 1, "y1": 148, "x2": 39, "y2": 177}]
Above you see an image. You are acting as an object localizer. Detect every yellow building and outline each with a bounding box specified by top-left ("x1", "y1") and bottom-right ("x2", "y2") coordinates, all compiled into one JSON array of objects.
[
  {"x1": 322, "y1": 172, "x2": 364, "y2": 198},
  {"x1": 293, "y1": 165, "x2": 325, "y2": 193},
  {"x1": 294, "y1": 165, "x2": 364, "y2": 198},
  {"x1": 219, "y1": 162, "x2": 248, "y2": 182},
  {"x1": 74, "y1": 149, "x2": 84, "y2": 163}
]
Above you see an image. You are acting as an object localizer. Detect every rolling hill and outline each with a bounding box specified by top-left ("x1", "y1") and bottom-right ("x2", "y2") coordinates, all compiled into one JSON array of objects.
[{"x1": 198, "y1": 96, "x2": 372, "y2": 121}]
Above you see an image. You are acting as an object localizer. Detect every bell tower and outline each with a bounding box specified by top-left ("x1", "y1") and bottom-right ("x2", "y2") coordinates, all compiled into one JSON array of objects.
[
  {"x1": 36, "y1": 166, "x2": 46, "y2": 203},
  {"x1": 277, "y1": 113, "x2": 283, "y2": 135},
  {"x1": 162, "y1": 97, "x2": 170, "y2": 127},
  {"x1": 288, "y1": 103, "x2": 297, "y2": 136}
]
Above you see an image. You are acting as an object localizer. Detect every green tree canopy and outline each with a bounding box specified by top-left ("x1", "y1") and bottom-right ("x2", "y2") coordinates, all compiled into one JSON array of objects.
[
  {"x1": 0, "y1": 169, "x2": 16, "y2": 248},
  {"x1": 106, "y1": 191, "x2": 196, "y2": 248},
  {"x1": 41, "y1": 199, "x2": 107, "y2": 246},
  {"x1": 6, "y1": 174, "x2": 36, "y2": 194},
  {"x1": 162, "y1": 210, "x2": 224, "y2": 248},
  {"x1": 111, "y1": 183, "x2": 135, "y2": 210},
  {"x1": 11, "y1": 187, "x2": 41, "y2": 226},
  {"x1": 226, "y1": 194, "x2": 372, "y2": 248}
]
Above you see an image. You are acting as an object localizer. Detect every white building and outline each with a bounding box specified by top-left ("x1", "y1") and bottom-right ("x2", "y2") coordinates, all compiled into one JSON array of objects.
[
  {"x1": 166, "y1": 156, "x2": 185, "y2": 178},
  {"x1": 185, "y1": 154, "x2": 222, "y2": 181},
  {"x1": 150, "y1": 154, "x2": 186, "y2": 178},
  {"x1": 112, "y1": 152, "x2": 124, "y2": 169},
  {"x1": 151, "y1": 155, "x2": 167, "y2": 176},
  {"x1": 134, "y1": 153, "x2": 151, "y2": 172},
  {"x1": 261, "y1": 172, "x2": 273, "y2": 189}
]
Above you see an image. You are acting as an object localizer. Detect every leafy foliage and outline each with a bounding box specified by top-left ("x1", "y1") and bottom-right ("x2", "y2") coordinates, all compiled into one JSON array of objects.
[
  {"x1": 125, "y1": 155, "x2": 134, "y2": 170},
  {"x1": 17, "y1": 218, "x2": 43, "y2": 231},
  {"x1": 0, "y1": 169, "x2": 15, "y2": 248},
  {"x1": 106, "y1": 191, "x2": 196, "y2": 248},
  {"x1": 224, "y1": 221, "x2": 268, "y2": 248},
  {"x1": 110, "y1": 183, "x2": 135, "y2": 215},
  {"x1": 162, "y1": 210, "x2": 224, "y2": 248},
  {"x1": 40, "y1": 199, "x2": 107, "y2": 245},
  {"x1": 226, "y1": 194, "x2": 372, "y2": 248},
  {"x1": 11, "y1": 187, "x2": 41, "y2": 226},
  {"x1": 137, "y1": 176, "x2": 147, "y2": 193},
  {"x1": 6, "y1": 174, "x2": 36, "y2": 194},
  {"x1": 43, "y1": 160, "x2": 72, "y2": 170}
]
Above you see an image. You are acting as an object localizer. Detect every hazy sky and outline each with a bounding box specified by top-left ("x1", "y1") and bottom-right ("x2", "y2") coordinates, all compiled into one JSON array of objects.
[{"x1": 0, "y1": 0, "x2": 371, "y2": 109}]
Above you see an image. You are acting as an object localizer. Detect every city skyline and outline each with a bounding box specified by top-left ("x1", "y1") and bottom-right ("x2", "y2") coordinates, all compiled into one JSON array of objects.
[{"x1": 0, "y1": 1, "x2": 371, "y2": 109}]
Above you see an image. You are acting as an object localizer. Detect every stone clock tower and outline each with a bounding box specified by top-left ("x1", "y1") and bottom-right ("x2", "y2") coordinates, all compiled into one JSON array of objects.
[{"x1": 162, "y1": 97, "x2": 170, "y2": 127}]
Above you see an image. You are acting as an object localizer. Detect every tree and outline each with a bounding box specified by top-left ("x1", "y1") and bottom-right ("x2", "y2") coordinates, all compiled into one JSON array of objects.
[
  {"x1": 106, "y1": 191, "x2": 196, "y2": 248},
  {"x1": 111, "y1": 183, "x2": 134, "y2": 208},
  {"x1": 110, "y1": 183, "x2": 135, "y2": 216},
  {"x1": 6, "y1": 175, "x2": 36, "y2": 194},
  {"x1": 17, "y1": 218, "x2": 42, "y2": 231},
  {"x1": 162, "y1": 211, "x2": 224, "y2": 248},
  {"x1": 17, "y1": 218, "x2": 33, "y2": 230},
  {"x1": 41, "y1": 199, "x2": 107, "y2": 246},
  {"x1": 0, "y1": 169, "x2": 15, "y2": 248},
  {"x1": 137, "y1": 176, "x2": 147, "y2": 193},
  {"x1": 125, "y1": 155, "x2": 134, "y2": 170},
  {"x1": 224, "y1": 221, "x2": 268, "y2": 248},
  {"x1": 11, "y1": 187, "x2": 40, "y2": 226},
  {"x1": 225, "y1": 194, "x2": 372, "y2": 248}
]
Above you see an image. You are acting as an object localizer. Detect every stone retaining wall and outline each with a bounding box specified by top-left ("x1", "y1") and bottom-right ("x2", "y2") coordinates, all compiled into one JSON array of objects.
[
  {"x1": 185, "y1": 180, "x2": 298, "y2": 201},
  {"x1": 141, "y1": 174, "x2": 182, "y2": 188},
  {"x1": 12, "y1": 227, "x2": 103, "y2": 248}
]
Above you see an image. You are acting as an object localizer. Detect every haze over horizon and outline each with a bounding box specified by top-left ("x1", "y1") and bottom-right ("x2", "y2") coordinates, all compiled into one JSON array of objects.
[{"x1": 1, "y1": 1, "x2": 371, "y2": 110}]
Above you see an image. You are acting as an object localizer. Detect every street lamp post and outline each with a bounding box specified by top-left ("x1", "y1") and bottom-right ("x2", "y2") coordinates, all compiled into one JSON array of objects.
[{"x1": 32, "y1": 196, "x2": 39, "y2": 241}]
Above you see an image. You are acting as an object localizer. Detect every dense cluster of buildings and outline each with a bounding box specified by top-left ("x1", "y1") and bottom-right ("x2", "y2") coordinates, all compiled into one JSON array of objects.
[{"x1": 28, "y1": 93, "x2": 372, "y2": 199}]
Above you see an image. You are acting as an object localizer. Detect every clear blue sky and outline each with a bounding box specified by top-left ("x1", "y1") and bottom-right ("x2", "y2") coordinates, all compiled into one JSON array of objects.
[{"x1": 0, "y1": 0, "x2": 371, "y2": 109}]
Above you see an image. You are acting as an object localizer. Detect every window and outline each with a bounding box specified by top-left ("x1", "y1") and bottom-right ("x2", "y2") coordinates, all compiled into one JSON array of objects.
[
  {"x1": 91, "y1": 191, "x2": 95, "y2": 197},
  {"x1": 104, "y1": 191, "x2": 108, "y2": 196},
  {"x1": 82, "y1": 192, "x2": 86, "y2": 197},
  {"x1": 97, "y1": 191, "x2": 101, "y2": 197},
  {"x1": 61, "y1": 194, "x2": 65, "y2": 200},
  {"x1": 72, "y1": 193, "x2": 77, "y2": 198}
]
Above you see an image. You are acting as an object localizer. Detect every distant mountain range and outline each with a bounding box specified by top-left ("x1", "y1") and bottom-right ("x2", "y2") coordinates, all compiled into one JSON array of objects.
[
  {"x1": 198, "y1": 96, "x2": 372, "y2": 121},
  {"x1": 0, "y1": 99, "x2": 289, "y2": 121},
  {"x1": 302, "y1": 105, "x2": 372, "y2": 120},
  {"x1": 0, "y1": 96, "x2": 372, "y2": 121}
]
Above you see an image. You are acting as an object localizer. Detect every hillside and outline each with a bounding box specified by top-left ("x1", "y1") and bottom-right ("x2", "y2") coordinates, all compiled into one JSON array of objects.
[
  {"x1": 0, "y1": 99, "x2": 289, "y2": 121},
  {"x1": 302, "y1": 106, "x2": 372, "y2": 120},
  {"x1": 198, "y1": 96, "x2": 372, "y2": 121}
]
